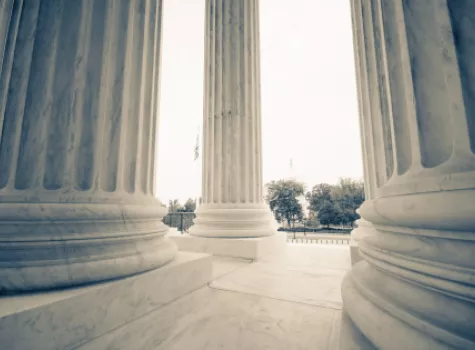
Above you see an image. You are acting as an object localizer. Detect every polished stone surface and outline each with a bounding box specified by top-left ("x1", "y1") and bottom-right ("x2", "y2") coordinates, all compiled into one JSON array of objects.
[
  {"x1": 0, "y1": 0, "x2": 174, "y2": 292},
  {"x1": 346, "y1": 0, "x2": 475, "y2": 347},
  {"x1": 170, "y1": 231, "x2": 287, "y2": 260},
  {"x1": 78, "y1": 244, "x2": 350, "y2": 350},
  {"x1": 191, "y1": 0, "x2": 277, "y2": 239},
  {"x1": 0, "y1": 252, "x2": 213, "y2": 350},
  {"x1": 212, "y1": 246, "x2": 349, "y2": 310},
  {"x1": 211, "y1": 256, "x2": 252, "y2": 279},
  {"x1": 80, "y1": 285, "x2": 342, "y2": 350},
  {"x1": 339, "y1": 312, "x2": 376, "y2": 350}
]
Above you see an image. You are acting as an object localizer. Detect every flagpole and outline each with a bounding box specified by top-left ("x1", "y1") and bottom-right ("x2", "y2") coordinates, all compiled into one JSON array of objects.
[{"x1": 194, "y1": 124, "x2": 201, "y2": 210}]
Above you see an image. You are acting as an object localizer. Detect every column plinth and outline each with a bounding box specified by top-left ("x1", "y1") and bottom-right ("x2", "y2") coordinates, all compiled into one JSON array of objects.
[
  {"x1": 0, "y1": 0, "x2": 176, "y2": 292},
  {"x1": 344, "y1": 1, "x2": 475, "y2": 348},
  {"x1": 191, "y1": 203, "x2": 277, "y2": 238},
  {"x1": 189, "y1": 0, "x2": 277, "y2": 239}
]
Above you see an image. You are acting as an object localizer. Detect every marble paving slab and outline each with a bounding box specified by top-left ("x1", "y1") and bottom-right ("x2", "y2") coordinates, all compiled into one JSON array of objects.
[
  {"x1": 210, "y1": 261, "x2": 346, "y2": 310},
  {"x1": 77, "y1": 285, "x2": 342, "y2": 350},
  {"x1": 211, "y1": 256, "x2": 252, "y2": 279},
  {"x1": 263, "y1": 244, "x2": 351, "y2": 271},
  {"x1": 211, "y1": 245, "x2": 350, "y2": 310}
]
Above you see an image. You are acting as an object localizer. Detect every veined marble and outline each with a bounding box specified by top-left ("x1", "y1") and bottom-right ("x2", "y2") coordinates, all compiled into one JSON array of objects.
[
  {"x1": 211, "y1": 256, "x2": 252, "y2": 279},
  {"x1": 76, "y1": 245, "x2": 345, "y2": 350},
  {"x1": 0, "y1": 252, "x2": 213, "y2": 350},
  {"x1": 170, "y1": 231, "x2": 286, "y2": 260},
  {"x1": 344, "y1": 0, "x2": 475, "y2": 348},
  {"x1": 0, "y1": 0, "x2": 175, "y2": 292},
  {"x1": 211, "y1": 245, "x2": 349, "y2": 310},
  {"x1": 190, "y1": 0, "x2": 277, "y2": 239},
  {"x1": 79, "y1": 286, "x2": 342, "y2": 350}
]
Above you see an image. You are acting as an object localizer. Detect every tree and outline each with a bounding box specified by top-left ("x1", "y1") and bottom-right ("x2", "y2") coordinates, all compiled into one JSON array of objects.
[
  {"x1": 168, "y1": 199, "x2": 183, "y2": 213},
  {"x1": 182, "y1": 198, "x2": 197, "y2": 212},
  {"x1": 305, "y1": 183, "x2": 333, "y2": 213},
  {"x1": 306, "y1": 178, "x2": 365, "y2": 228},
  {"x1": 265, "y1": 179, "x2": 306, "y2": 229},
  {"x1": 316, "y1": 200, "x2": 339, "y2": 228},
  {"x1": 331, "y1": 178, "x2": 364, "y2": 227}
]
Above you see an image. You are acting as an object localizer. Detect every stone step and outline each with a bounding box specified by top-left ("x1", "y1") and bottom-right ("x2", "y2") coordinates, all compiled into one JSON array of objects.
[{"x1": 0, "y1": 252, "x2": 213, "y2": 350}]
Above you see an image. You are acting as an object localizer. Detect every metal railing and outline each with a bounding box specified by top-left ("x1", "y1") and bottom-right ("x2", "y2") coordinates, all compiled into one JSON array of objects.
[
  {"x1": 163, "y1": 212, "x2": 195, "y2": 233},
  {"x1": 287, "y1": 236, "x2": 350, "y2": 245},
  {"x1": 162, "y1": 213, "x2": 351, "y2": 244}
]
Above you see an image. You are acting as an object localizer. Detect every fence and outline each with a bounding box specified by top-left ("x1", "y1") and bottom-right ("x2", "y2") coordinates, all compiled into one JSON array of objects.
[
  {"x1": 287, "y1": 236, "x2": 350, "y2": 245},
  {"x1": 162, "y1": 212, "x2": 195, "y2": 232},
  {"x1": 162, "y1": 213, "x2": 351, "y2": 244}
]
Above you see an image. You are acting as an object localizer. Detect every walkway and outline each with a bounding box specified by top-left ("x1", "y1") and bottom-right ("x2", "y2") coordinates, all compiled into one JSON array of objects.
[{"x1": 82, "y1": 244, "x2": 353, "y2": 349}]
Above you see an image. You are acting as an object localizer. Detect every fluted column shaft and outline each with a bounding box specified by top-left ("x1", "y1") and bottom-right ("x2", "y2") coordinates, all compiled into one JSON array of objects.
[
  {"x1": 344, "y1": 1, "x2": 475, "y2": 349},
  {"x1": 190, "y1": 0, "x2": 276, "y2": 238},
  {"x1": 0, "y1": 0, "x2": 176, "y2": 292}
]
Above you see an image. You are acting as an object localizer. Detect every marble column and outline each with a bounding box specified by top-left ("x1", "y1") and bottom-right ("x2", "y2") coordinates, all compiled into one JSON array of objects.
[
  {"x1": 343, "y1": 0, "x2": 475, "y2": 349},
  {"x1": 190, "y1": 0, "x2": 277, "y2": 238},
  {"x1": 0, "y1": 0, "x2": 176, "y2": 292}
]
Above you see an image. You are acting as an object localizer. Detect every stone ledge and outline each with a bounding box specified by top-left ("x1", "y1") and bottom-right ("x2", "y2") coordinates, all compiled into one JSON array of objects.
[
  {"x1": 169, "y1": 232, "x2": 287, "y2": 260},
  {"x1": 0, "y1": 252, "x2": 213, "y2": 350}
]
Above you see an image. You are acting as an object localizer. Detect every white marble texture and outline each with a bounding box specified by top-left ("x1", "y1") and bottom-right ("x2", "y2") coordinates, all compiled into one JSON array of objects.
[
  {"x1": 345, "y1": 0, "x2": 475, "y2": 348},
  {"x1": 0, "y1": 0, "x2": 175, "y2": 292},
  {"x1": 79, "y1": 286, "x2": 342, "y2": 350},
  {"x1": 77, "y1": 245, "x2": 345, "y2": 350},
  {"x1": 190, "y1": 0, "x2": 277, "y2": 239},
  {"x1": 339, "y1": 312, "x2": 376, "y2": 350},
  {"x1": 348, "y1": 218, "x2": 369, "y2": 266},
  {"x1": 0, "y1": 252, "x2": 213, "y2": 350},
  {"x1": 211, "y1": 256, "x2": 252, "y2": 279},
  {"x1": 170, "y1": 231, "x2": 286, "y2": 260},
  {"x1": 282, "y1": 244, "x2": 351, "y2": 272},
  {"x1": 211, "y1": 245, "x2": 349, "y2": 310}
]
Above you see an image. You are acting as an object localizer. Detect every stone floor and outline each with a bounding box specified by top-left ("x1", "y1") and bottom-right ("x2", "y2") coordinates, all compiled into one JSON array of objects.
[{"x1": 79, "y1": 244, "x2": 352, "y2": 350}]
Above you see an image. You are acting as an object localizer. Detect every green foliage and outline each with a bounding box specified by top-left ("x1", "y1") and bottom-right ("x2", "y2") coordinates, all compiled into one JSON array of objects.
[
  {"x1": 168, "y1": 199, "x2": 183, "y2": 213},
  {"x1": 305, "y1": 183, "x2": 333, "y2": 213},
  {"x1": 182, "y1": 198, "x2": 197, "y2": 212},
  {"x1": 316, "y1": 200, "x2": 339, "y2": 227},
  {"x1": 265, "y1": 179, "x2": 306, "y2": 228},
  {"x1": 331, "y1": 177, "x2": 364, "y2": 225},
  {"x1": 168, "y1": 198, "x2": 196, "y2": 213},
  {"x1": 306, "y1": 178, "x2": 364, "y2": 228}
]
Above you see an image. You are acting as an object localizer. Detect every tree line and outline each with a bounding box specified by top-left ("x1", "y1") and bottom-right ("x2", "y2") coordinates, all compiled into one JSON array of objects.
[
  {"x1": 166, "y1": 198, "x2": 196, "y2": 213},
  {"x1": 265, "y1": 177, "x2": 364, "y2": 229},
  {"x1": 164, "y1": 177, "x2": 364, "y2": 229}
]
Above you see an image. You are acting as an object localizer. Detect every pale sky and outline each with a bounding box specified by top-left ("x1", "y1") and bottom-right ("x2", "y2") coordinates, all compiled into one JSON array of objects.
[{"x1": 156, "y1": 0, "x2": 363, "y2": 203}]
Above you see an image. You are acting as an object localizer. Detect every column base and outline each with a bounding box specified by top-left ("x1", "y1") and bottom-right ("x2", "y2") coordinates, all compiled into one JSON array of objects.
[
  {"x1": 189, "y1": 203, "x2": 278, "y2": 238},
  {"x1": 343, "y1": 195, "x2": 475, "y2": 349},
  {"x1": 349, "y1": 218, "x2": 370, "y2": 266},
  {"x1": 349, "y1": 241, "x2": 362, "y2": 266},
  {"x1": 169, "y1": 232, "x2": 287, "y2": 260},
  {"x1": 0, "y1": 202, "x2": 177, "y2": 292},
  {"x1": 342, "y1": 260, "x2": 475, "y2": 350},
  {"x1": 0, "y1": 251, "x2": 213, "y2": 350},
  {"x1": 338, "y1": 311, "x2": 376, "y2": 350}
]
